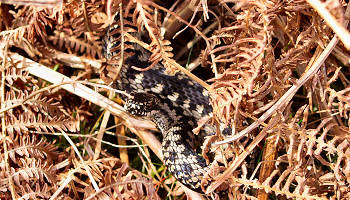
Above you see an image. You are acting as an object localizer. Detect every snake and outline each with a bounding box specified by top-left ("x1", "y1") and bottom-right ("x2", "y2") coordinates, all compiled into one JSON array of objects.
[{"x1": 102, "y1": 14, "x2": 214, "y2": 192}]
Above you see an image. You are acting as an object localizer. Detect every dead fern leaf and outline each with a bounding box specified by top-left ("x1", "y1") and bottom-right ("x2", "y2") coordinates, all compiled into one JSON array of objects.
[
  {"x1": 5, "y1": 112, "x2": 79, "y2": 137},
  {"x1": 49, "y1": 31, "x2": 102, "y2": 58},
  {"x1": 83, "y1": 161, "x2": 160, "y2": 200}
]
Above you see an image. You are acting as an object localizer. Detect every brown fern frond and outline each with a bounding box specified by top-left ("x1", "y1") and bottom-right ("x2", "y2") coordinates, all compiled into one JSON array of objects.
[
  {"x1": 4, "y1": 91, "x2": 62, "y2": 116},
  {"x1": 82, "y1": 161, "x2": 160, "y2": 200},
  {"x1": 0, "y1": 136, "x2": 63, "y2": 197},
  {"x1": 263, "y1": 106, "x2": 350, "y2": 198},
  {"x1": 34, "y1": 114, "x2": 80, "y2": 133},
  {"x1": 2, "y1": 0, "x2": 350, "y2": 199},
  {"x1": 0, "y1": 5, "x2": 63, "y2": 58},
  {"x1": 0, "y1": 26, "x2": 28, "y2": 42},
  {"x1": 17, "y1": 183, "x2": 51, "y2": 199},
  {"x1": 6, "y1": 136, "x2": 60, "y2": 165},
  {"x1": 11, "y1": 158, "x2": 56, "y2": 185},
  {"x1": 10, "y1": 6, "x2": 58, "y2": 43},
  {"x1": 323, "y1": 86, "x2": 350, "y2": 120},
  {"x1": 0, "y1": 26, "x2": 40, "y2": 57},
  {"x1": 48, "y1": 31, "x2": 102, "y2": 58},
  {"x1": 5, "y1": 112, "x2": 79, "y2": 137},
  {"x1": 67, "y1": 0, "x2": 107, "y2": 33},
  {"x1": 0, "y1": 129, "x2": 70, "y2": 197},
  {"x1": 101, "y1": 3, "x2": 139, "y2": 85},
  {"x1": 134, "y1": 2, "x2": 162, "y2": 46},
  {"x1": 208, "y1": 0, "x2": 278, "y2": 127},
  {"x1": 133, "y1": 2, "x2": 177, "y2": 73},
  {"x1": 4, "y1": 66, "x2": 31, "y2": 85},
  {"x1": 102, "y1": 2, "x2": 177, "y2": 85}
]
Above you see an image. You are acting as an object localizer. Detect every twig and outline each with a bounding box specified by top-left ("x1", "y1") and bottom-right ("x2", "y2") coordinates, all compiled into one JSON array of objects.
[
  {"x1": 306, "y1": 0, "x2": 350, "y2": 50},
  {"x1": 61, "y1": 130, "x2": 99, "y2": 190},
  {"x1": 93, "y1": 103, "x2": 111, "y2": 160}
]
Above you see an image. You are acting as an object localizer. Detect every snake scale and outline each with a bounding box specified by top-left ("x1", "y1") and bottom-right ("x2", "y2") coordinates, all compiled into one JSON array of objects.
[{"x1": 103, "y1": 14, "x2": 214, "y2": 192}]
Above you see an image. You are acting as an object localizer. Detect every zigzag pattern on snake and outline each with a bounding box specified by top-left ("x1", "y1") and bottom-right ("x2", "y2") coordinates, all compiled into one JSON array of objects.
[{"x1": 102, "y1": 14, "x2": 214, "y2": 192}]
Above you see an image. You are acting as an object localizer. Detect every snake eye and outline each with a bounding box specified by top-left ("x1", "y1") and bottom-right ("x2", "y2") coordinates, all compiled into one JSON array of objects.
[{"x1": 125, "y1": 92, "x2": 160, "y2": 116}]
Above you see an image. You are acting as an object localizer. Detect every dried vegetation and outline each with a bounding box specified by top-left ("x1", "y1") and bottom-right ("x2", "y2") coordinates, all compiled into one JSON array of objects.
[{"x1": 0, "y1": 0, "x2": 350, "y2": 199}]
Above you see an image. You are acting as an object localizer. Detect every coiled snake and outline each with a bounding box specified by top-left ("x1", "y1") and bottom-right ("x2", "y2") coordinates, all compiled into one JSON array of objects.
[{"x1": 103, "y1": 17, "x2": 213, "y2": 192}]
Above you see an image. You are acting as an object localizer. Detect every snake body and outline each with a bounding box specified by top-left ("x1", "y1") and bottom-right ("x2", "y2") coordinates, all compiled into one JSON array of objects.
[{"x1": 103, "y1": 17, "x2": 212, "y2": 192}]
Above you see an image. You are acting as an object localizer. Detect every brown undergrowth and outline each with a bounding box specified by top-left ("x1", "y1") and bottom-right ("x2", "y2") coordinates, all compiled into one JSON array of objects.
[{"x1": 0, "y1": 0, "x2": 349, "y2": 199}]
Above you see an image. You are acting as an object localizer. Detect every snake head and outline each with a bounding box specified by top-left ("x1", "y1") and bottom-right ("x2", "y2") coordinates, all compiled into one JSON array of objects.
[{"x1": 125, "y1": 92, "x2": 160, "y2": 117}]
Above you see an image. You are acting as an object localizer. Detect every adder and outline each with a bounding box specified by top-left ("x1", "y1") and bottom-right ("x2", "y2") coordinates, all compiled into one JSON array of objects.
[{"x1": 103, "y1": 14, "x2": 215, "y2": 193}]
